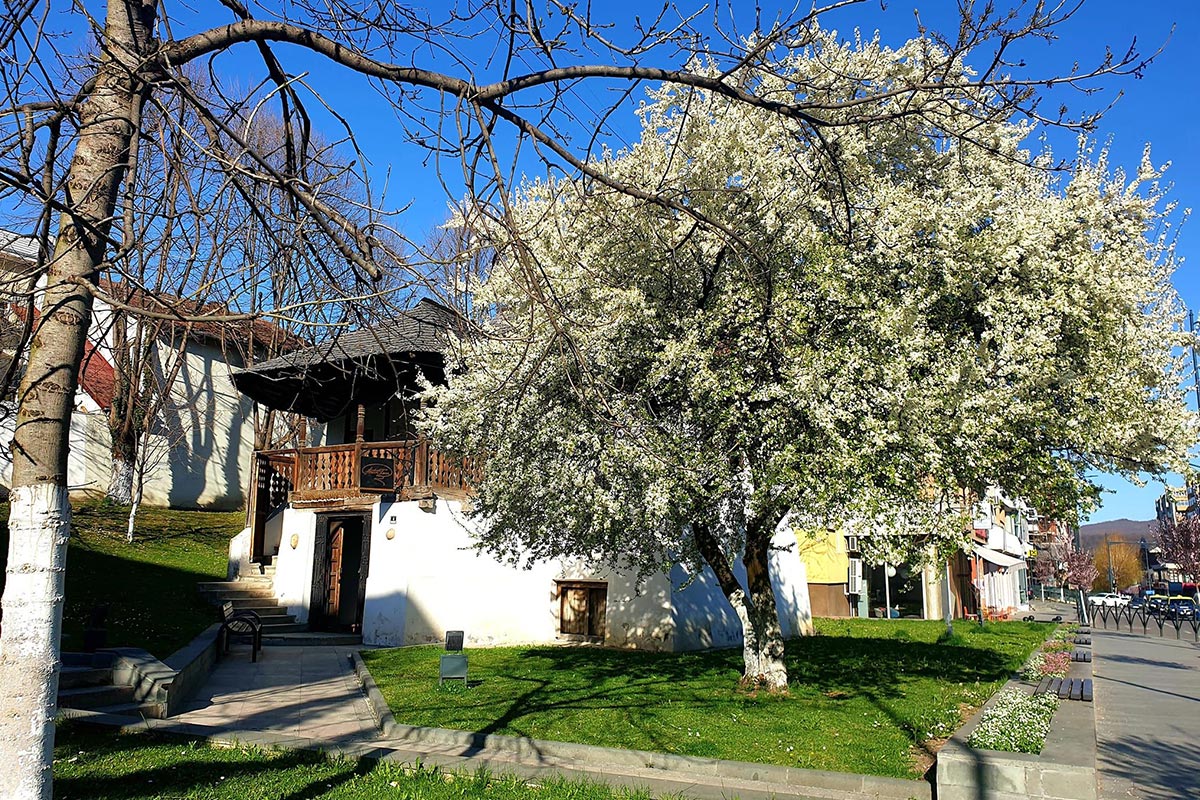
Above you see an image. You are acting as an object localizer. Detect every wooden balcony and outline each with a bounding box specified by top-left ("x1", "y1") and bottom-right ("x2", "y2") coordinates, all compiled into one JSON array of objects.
[{"x1": 252, "y1": 439, "x2": 480, "y2": 506}]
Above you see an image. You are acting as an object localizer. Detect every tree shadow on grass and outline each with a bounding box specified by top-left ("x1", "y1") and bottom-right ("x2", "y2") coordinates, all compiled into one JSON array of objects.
[
  {"x1": 55, "y1": 725, "x2": 375, "y2": 800},
  {"x1": 389, "y1": 631, "x2": 1019, "y2": 768}
]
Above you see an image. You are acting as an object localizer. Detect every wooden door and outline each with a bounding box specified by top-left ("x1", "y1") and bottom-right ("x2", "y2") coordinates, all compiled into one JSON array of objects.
[{"x1": 325, "y1": 521, "x2": 345, "y2": 619}]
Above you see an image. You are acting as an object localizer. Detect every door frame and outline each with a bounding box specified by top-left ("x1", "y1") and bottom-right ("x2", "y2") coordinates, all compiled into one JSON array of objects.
[{"x1": 310, "y1": 512, "x2": 372, "y2": 632}]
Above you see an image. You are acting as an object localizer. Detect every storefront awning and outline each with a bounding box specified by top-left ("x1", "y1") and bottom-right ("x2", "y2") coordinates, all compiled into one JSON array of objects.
[{"x1": 974, "y1": 546, "x2": 1025, "y2": 569}]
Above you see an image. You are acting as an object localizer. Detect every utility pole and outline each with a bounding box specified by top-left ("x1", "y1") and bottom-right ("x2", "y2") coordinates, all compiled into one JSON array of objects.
[
  {"x1": 1105, "y1": 532, "x2": 1116, "y2": 592},
  {"x1": 1190, "y1": 311, "x2": 1200, "y2": 412}
]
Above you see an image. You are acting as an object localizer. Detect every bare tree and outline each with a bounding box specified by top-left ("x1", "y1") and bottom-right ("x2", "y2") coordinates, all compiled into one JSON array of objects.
[
  {"x1": 0, "y1": 0, "x2": 1161, "y2": 794},
  {"x1": 1157, "y1": 516, "x2": 1200, "y2": 582}
]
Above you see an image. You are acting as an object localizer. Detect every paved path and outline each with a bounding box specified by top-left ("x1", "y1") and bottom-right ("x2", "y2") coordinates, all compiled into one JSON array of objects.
[
  {"x1": 1092, "y1": 625, "x2": 1200, "y2": 799},
  {"x1": 173, "y1": 645, "x2": 380, "y2": 748}
]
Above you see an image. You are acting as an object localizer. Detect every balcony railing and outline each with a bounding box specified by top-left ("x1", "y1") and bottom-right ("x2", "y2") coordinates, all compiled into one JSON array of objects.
[
  {"x1": 247, "y1": 438, "x2": 481, "y2": 561},
  {"x1": 253, "y1": 439, "x2": 480, "y2": 505}
]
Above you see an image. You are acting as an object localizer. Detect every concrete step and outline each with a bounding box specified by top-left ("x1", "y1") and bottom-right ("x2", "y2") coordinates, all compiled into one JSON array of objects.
[
  {"x1": 260, "y1": 621, "x2": 309, "y2": 634},
  {"x1": 231, "y1": 604, "x2": 292, "y2": 618},
  {"x1": 58, "y1": 684, "x2": 135, "y2": 710},
  {"x1": 95, "y1": 701, "x2": 167, "y2": 719},
  {"x1": 226, "y1": 597, "x2": 286, "y2": 610},
  {"x1": 198, "y1": 585, "x2": 278, "y2": 600},
  {"x1": 263, "y1": 632, "x2": 362, "y2": 647},
  {"x1": 59, "y1": 666, "x2": 113, "y2": 690},
  {"x1": 231, "y1": 573, "x2": 274, "y2": 584}
]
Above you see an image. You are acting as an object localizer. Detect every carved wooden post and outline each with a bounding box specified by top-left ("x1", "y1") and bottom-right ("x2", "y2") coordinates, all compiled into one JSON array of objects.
[
  {"x1": 354, "y1": 404, "x2": 365, "y2": 492},
  {"x1": 416, "y1": 438, "x2": 429, "y2": 488}
]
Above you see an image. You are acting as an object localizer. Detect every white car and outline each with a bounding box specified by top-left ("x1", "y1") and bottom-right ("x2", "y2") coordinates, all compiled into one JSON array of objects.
[{"x1": 1088, "y1": 592, "x2": 1129, "y2": 608}]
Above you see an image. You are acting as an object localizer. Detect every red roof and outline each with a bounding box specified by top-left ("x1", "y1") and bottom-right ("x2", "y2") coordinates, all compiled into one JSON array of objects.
[{"x1": 12, "y1": 304, "x2": 116, "y2": 411}]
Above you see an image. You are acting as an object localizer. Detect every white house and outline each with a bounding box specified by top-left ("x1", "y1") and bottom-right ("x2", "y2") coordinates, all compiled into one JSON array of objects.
[
  {"x1": 228, "y1": 299, "x2": 814, "y2": 650},
  {"x1": 0, "y1": 229, "x2": 283, "y2": 509},
  {"x1": 971, "y1": 488, "x2": 1033, "y2": 617}
]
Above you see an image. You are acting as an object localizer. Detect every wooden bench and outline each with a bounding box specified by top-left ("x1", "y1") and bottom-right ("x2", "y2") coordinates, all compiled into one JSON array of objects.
[
  {"x1": 1070, "y1": 650, "x2": 1092, "y2": 662},
  {"x1": 1074, "y1": 636, "x2": 1091, "y2": 645},
  {"x1": 1034, "y1": 677, "x2": 1093, "y2": 702},
  {"x1": 219, "y1": 601, "x2": 262, "y2": 662}
]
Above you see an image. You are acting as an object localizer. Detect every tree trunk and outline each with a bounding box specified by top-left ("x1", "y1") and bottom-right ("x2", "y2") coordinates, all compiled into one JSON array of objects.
[
  {"x1": 692, "y1": 519, "x2": 789, "y2": 691},
  {"x1": 741, "y1": 521, "x2": 788, "y2": 691},
  {"x1": 0, "y1": 1, "x2": 156, "y2": 796},
  {"x1": 108, "y1": 450, "x2": 135, "y2": 506}
]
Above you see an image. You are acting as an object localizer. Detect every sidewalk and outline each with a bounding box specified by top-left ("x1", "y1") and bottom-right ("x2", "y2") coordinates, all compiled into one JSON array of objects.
[
  {"x1": 70, "y1": 643, "x2": 922, "y2": 800},
  {"x1": 1092, "y1": 626, "x2": 1200, "y2": 799}
]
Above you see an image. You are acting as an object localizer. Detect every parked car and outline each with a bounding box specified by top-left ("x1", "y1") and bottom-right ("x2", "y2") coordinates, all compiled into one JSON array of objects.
[
  {"x1": 1147, "y1": 594, "x2": 1170, "y2": 613},
  {"x1": 1089, "y1": 592, "x2": 1129, "y2": 608},
  {"x1": 1166, "y1": 597, "x2": 1196, "y2": 620}
]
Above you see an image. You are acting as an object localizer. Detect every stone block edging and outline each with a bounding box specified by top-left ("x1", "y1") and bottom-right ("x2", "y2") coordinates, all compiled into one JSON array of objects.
[
  {"x1": 350, "y1": 652, "x2": 930, "y2": 800},
  {"x1": 937, "y1": 654, "x2": 1096, "y2": 800}
]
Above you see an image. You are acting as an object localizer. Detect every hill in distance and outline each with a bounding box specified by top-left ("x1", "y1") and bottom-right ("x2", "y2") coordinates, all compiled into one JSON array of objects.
[{"x1": 1078, "y1": 518, "x2": 1157, "y2": 550}]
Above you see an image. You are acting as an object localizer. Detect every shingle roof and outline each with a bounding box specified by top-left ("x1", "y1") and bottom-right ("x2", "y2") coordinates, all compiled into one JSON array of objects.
[{"x1": 237, "y1": 298, "x2": 458, "y2": 375}]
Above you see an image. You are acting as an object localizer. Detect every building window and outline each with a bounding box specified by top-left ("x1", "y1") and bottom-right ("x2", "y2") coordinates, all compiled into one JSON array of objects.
[{"x1": 557, "y1": 580, "x2": 607, "y2": 641}]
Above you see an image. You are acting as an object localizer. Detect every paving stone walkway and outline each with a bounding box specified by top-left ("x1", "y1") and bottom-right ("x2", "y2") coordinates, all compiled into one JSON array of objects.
[
  {"x1": 173, "y1": 645, "x2": 380, "y2": 748},
  {"x1": 1092, "y1": 625, "x2": 1200, "y2": 800}
]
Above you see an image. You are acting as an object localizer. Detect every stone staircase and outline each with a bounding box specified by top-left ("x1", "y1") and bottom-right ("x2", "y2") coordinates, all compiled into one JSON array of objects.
[
  {"x1": 58, "y1": 652, "x2": 164, "y2": 718},
  {"x1": 198, "y1": 564, "x2": 360, "y2": 646}
]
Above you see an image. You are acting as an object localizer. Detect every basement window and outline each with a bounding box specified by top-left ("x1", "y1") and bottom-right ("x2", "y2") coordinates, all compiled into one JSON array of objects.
[{"x1": 556, "y1": 580, "x2": 607, "y2": 642}]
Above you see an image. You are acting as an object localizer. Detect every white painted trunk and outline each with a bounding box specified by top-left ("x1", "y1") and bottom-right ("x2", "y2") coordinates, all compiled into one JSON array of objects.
[
  {"x1": 107, "y1": 456, "x2": 133, "y2": 506},
  {"x1": 728, "y1": 588, "x2": 788, "y2": 691},
  {"x1": 0, "y1": 484, "x2": 71, "y2": 800}
]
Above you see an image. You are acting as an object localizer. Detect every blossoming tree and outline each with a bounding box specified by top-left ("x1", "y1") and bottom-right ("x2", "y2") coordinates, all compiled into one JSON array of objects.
[{"x1": 429, "y1": 38, "x2": 1194, "y2": 690}]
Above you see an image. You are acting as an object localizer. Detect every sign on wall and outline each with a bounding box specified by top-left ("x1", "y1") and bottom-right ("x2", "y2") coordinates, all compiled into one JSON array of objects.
[{"x1": 359, "y1": 455, "x2": 396, "y2": 492}]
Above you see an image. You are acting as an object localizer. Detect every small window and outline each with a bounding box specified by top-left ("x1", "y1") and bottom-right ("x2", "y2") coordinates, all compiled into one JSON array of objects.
[
  {"x1": 844, "y1": 534, "x2": 860, "y2": 555},
  {"x1": 557, "y1": 580, "x2": 607, "y2": 641}
]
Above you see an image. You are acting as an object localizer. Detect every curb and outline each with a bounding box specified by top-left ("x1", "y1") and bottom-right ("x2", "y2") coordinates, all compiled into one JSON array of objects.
[{"x1": 349, "y1": 652, "x2": 930, "y2": 800}]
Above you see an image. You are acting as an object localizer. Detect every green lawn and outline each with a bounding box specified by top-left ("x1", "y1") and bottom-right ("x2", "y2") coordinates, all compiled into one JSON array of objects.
[
  {"x1": 53, "y1": 723, "x2": 658, "y2": 800},
  {"x1": 0, "y1": 501, "x2": 242, "y2": 657},
  {"x1": 363, "y1": 618, "x2": 1051, "y2": 779}
]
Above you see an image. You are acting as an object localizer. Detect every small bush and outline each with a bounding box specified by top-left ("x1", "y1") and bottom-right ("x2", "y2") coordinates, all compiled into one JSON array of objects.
[{"x1": 968, "y1": 689, "x2": 1059, "y2": 753}]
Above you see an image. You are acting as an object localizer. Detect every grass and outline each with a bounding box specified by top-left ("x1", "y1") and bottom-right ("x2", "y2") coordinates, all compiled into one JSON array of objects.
[
  {"x1": 53, "y1": 723, "x2": 659, "y2": 800},
  {"x1": 0, "y1": 500, "x2": 243, "y2": 657},
  {"x1": 363, "y1": 618, "x2": 1052, "y2": 779}
]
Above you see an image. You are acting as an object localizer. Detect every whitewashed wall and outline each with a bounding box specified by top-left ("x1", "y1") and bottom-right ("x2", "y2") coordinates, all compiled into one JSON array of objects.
[
  {"x1": 259, "y1": 496, "x2": 815, "y2": 652},
  {"x1": 270, "y1": 507, "x2": 319, "y2": 623}
]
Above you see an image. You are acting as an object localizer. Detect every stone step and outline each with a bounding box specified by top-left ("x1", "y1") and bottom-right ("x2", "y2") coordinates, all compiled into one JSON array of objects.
[
  {"x1": 59, "y1": 666, "x2": 113, "y2": 690},
  {"x1": 260, "y1": 621, "x2": 309, "y2": 634},
  {"x1": 58, "y1": 684, "x2": 135, "y2": 710},
  {"x1": 263, "y1": 632, "x2": 362, "y2": 647}
]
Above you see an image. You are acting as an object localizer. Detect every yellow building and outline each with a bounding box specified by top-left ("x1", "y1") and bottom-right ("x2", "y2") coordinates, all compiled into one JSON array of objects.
[{"x1": 794, "y1": 527, "x2": 857, "y2": 617}]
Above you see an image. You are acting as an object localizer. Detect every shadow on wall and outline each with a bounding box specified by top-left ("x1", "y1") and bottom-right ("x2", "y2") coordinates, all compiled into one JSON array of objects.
[
  {"x1": 159, "y1": 345, "x2": 249, "y2": 510},
  {"x1": 670, "y1": 563, "x2": 745, "y2": 651}
]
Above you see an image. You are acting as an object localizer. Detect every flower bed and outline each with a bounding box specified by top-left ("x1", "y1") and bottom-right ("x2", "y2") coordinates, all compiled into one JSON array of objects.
[{"x1": 966, "y1": 688, "x2": 1060, "y2": 753}]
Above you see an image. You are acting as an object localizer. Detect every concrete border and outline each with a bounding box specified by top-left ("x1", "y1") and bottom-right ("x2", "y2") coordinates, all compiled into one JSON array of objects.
[
  {"x1": 81, "y1": 624, "x2": 222, "y2": 719},
  {"x1": 162, "y1": 624, "x2": 222, "y2": 716},
  {"x1": 350, "y1": 652, "x2": 931, "y2": 800},
  {"x1": 937, "y1": 655, "x2": 1096, "y2": 800}
]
